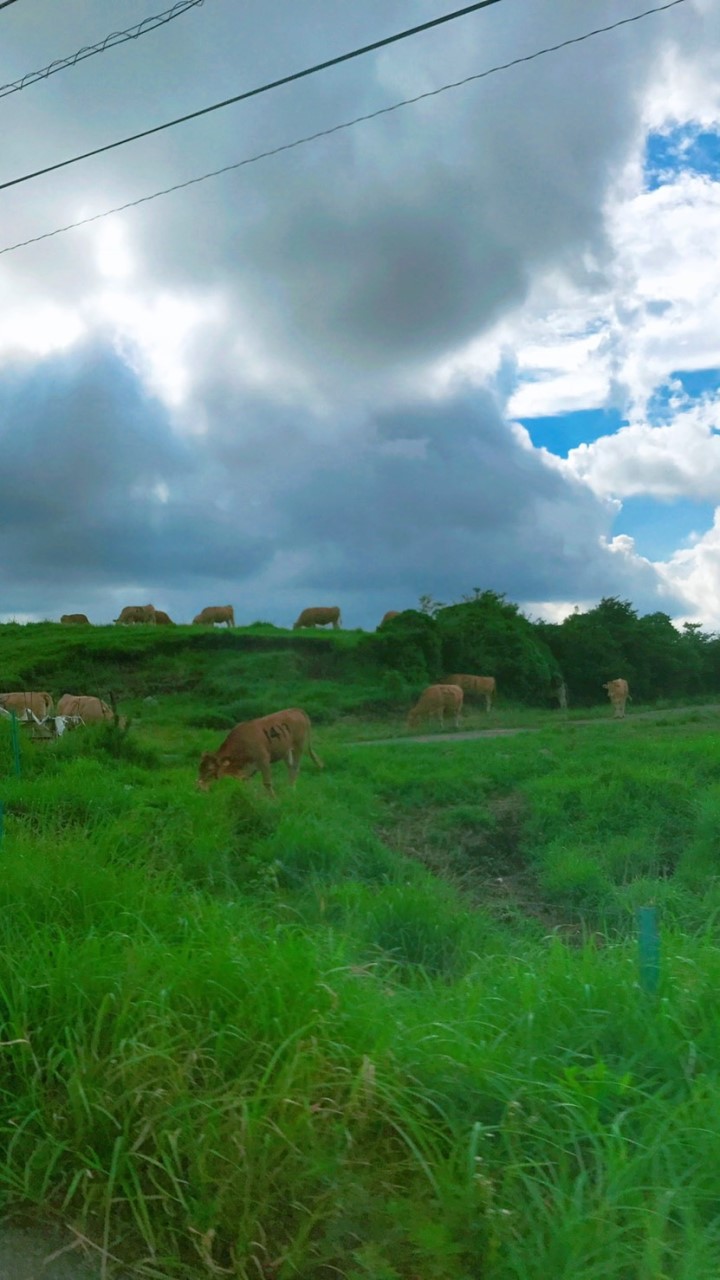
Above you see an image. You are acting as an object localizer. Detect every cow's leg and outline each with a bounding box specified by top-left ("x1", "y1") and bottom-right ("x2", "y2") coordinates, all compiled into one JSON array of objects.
[
  {"x1": 454, "y1": 708, "x2": 462, "y2": 730},
  {"x1": 438, "y1": 710, "x2": 445, "y2": 729},
  {"x1": 285, "y1": 748, "x2": 300, "y2": 786},
  {"x1": 259, "y1": 756, "x2": 276, "y2": 795}
]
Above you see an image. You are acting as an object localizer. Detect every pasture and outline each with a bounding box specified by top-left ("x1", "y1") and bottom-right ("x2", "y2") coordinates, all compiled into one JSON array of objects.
[{"x1": 1, "y1": 623, "x2": 720, "y2": 1278}]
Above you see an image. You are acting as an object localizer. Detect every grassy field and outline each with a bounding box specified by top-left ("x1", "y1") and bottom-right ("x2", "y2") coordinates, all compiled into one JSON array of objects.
[{"x1": 1, "y1": 625, "x2": 720, "y2": 1277}]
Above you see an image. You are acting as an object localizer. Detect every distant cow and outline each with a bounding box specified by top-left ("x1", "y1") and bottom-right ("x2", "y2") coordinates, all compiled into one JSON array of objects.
[
  {"x1": 407, "y1": 684, "x2": 464, "y2": 731},
  {"x1": 197, "y1": 707, "x2": 323, "y2": 797},
  {"x1": 56, "y1": 694, "x2": 117, "y2": 724},
  {"x1": 603, "y1": 678, "x2": 630, "y2": 719},
  {"x1": 293, "y1": 606, "x2": 341, "y2": 630},
  {"x1": 379, "y1": 611, "x2": 400, "y2": 627},
  {"x1": 154, "y1": 610, "x2": 175, "y2": 626},
  {"x1": 115, "y1": 604, "x2": 156, "y2": 625},
  {"x1": 193, "y1": 605, "x2": 235, "y2": 627},
  {"x1": 0, "y1": 691, "x2": 53, "y2": 719},
  {"x1": 445, "y1": 673, "x2": 496, "y2": 712},
  {"x1": 60, "y1": 613, "x2": 90, "y2": 626}
]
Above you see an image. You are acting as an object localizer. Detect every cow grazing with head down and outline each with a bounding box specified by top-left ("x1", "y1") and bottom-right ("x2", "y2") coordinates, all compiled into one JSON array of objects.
[
  {"x1": 407, "y1": 684, "x2": 464, "y2": 731},
  {"x1": 197, "y1": 708, "x2": 323, "y2": 797},
  {"x1": 603, "y1": 678, "x2": 630, "y2": 718},
  {"x1": 0, "y1": 691, "x2": 53, "y2": 719},
  {"x1": 445, "y1": 673, "x2": 496, "y2": 712},
  {"x1": 60, "y1": 613, "x2": 90, "y2": 626},
  {"x1": 193, "y1": 605, "x2": 235, "y2": 627},
  {"x1": 154, "y1": 610, "x2": 175, "y2": 626},
  {"x1": 293, "y1": 606, "x2": 341, "y2": 630},
  {"x1": 56, "y1": 694, "x2": 124, "y2": 727},
  {"x1": 115, "y1": 604, "x2": 156, "y2": 625}
]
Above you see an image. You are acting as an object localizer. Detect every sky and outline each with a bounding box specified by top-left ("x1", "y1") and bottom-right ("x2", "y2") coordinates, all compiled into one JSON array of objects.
[{"x1": 0, "y1": 0, "x2": 718, "y2": 629}]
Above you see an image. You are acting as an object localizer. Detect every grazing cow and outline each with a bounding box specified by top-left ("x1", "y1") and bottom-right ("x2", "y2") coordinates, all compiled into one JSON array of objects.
[
  {"x1": 192, "y1": 605, "x2": 235, "y2": 627},
  {"x1": 379, "y1": 611, "x2": 400, "y2": 627},
  {"x1": 445, "y1": 673, "x2": 496, "y2": 712},
  {"x1": 154, "y1": 610, "x2": 175, "y2": 626},
  {"x1": 293, "y1": 606, "x2": 342, "y2": 630},
  {"x1": 115, "y1": 604, "x2": 156, "y2": 625},
  {"x1": 603, "y1": 678, "x2": 630, "y2": 719},
  {"x1": 197, "y1": 707, "x2": 323, "y2": 797},
  {"x1": 56, "y1": 694, "x2": 116, "y2": 724},
  {"x1": 407, "y1": 684, "x2": 464, "y2": 731},
  {"x1": 0, "y1": 691, "x2": 53, "y2": 719},
  {"x1": 60, "y1": 613, "x2": 90, "y2": 625}
]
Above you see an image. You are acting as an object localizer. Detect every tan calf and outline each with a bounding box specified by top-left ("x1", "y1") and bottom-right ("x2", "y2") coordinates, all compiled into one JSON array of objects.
[
  {"x1": 193, "y1": 605, "x2": 235, "y2": 627},
  {"x1": 0, "y1": 691, "x2": 53, "y2": 719},
  {"x1": 197, "y1": 707, "x2": 323, "y2": 797},
  {"x1": 60, "y1": 613, "x2": 90, "y2": 625},
  {"x1": 407, "y1": 684, "x2": 464, "y2": 731},
  {"x1": 154, "y1": 610, "x2": 175, "y2": 626},
  {"x1": 603, "y1": 678, "x2": 630, "y2": 719},
  {"x1": 57, "y1": 694, "x2": 117, "y2": 724},
  {"x1": 293, "y1": 606, "x2": 341, "y2": 630},
  {"x1": 445, "y1": 673, "x2": 496, "y2": 712}
]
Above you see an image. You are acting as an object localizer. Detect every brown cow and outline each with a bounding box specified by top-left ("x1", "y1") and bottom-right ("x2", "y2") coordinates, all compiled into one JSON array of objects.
[
  {"x1": 193, "y1": 605, "x2": 235, "y2": 627},
  {"x1": 197, "y1": 708, "x2": 323, "y2": 797},
  {"x1": 154, "y1": 610, "x2": 175, "y2": 626},
  {"x1": 60, "y1": 613, "x2": 90, "y2": 625},
  {"x1": 293, "y1": 606, "x2": 341, "y2": 630},
  {"x1": 0, "y1": 691, "x2": 53, "y2": 719},
  {"x1": 379, "y1": 611, "x2": 400, "y2": 627},
  {"x1": 115, "y1": 604, "x2": 156, "y2": 625},
  {"x1": 445, "y1": 673, "x2": 496, "y2": 712},
  {"x1": 407, "y1": 684, "x2": 464, "y2": 731},
  {"x1": 603, "y1": 678, "x2": 630, "y2": 719}
]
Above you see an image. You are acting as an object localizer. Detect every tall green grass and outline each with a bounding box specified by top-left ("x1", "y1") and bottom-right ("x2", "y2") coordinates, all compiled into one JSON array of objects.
[{"x1": 1, "y1": 656, "x2": 720, "y2": 1275}]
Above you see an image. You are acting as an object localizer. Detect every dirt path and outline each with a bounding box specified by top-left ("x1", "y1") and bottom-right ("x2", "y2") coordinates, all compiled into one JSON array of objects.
[
  {"x1": 350, "y1": 703, "x2": 720, "y2": 747},
  {"x1": 0, "y1": 1225, "x2": 107, "y2": 1280}
]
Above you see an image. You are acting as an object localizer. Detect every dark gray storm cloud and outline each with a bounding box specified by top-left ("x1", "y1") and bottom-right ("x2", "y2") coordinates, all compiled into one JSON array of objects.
[
  {"x1": 0, "y1": 348, "x2": 684, "y2": 624},
  {"x1": 0, "y1": 1, "x2": 714, "y2": 622}
]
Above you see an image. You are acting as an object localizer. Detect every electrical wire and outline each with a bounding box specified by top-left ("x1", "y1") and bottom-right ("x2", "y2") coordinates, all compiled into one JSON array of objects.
[
  {"x1": 0, "y1": 0, "x2": 689, "y2": 257},
  {"x1": 0, "y1": 0, "x2": 23, "y2": 10},
  {"x1": 0, "y1": 0, "x2": 505, "y2": 192},
  {"x1": 0, "y1": 0, "x2": 206, "y2": 100}
]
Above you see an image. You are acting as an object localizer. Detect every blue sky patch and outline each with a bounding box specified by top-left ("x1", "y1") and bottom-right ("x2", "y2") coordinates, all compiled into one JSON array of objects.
[
  {"x1": 520, "y1": 407, "x2": 625, "y2": 457},
  {"x1": 613, "y1": 495, "x2": 714, "y2": 560},
  {"x1": 646, "y1": 368, "x2": 720, "y2": 422},
  {"x1": 645, "y1": 125, "x2": 720, "y2": 190}
]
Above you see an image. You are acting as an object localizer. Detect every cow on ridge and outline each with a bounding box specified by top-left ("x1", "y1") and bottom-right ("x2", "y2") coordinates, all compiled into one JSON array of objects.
[
  {"x1": 445, "y1": 673, "x2": 496, "y2": 712},
  {"x1": 293, "y1": 606, "x2": 342, "y2": 630},
  {"x1": 193, "y1": 605, "x2": 235, "y2": 627},
  {"x1": 154, "y1": 610, "x2": 175, "y2": 626},
  {"x1": 603, "y1": 678, "x2": 630, "y2": 719},
  {"x1": 379, "y1": 611, "x2": 400, "y2": 627},
  {"x1": 115, "y1": 605, "x2": 156, "y2": 625},
  {"x1": 60, "y1": 613, "x2": 90, "y2": 625},
  {"x1": 407, "y1": 684, "x2": 464, "y2": 731},
  {"x1": 197, "y1": 708, "x2": 323, "y2": 797}
]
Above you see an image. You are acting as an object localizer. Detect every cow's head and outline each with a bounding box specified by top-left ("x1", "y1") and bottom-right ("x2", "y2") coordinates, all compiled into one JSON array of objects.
[{"x1": 197, "y1": 751, "x2": 238, "y2": 790}]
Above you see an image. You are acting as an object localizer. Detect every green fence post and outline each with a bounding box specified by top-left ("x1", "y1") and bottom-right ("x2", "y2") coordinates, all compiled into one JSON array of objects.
[
  {"x1": 637, "y1": 906, "x2": 660, "y2": 995},
  {"x1": 10, "y1": 711, "x2": 21, "y2": 777}
]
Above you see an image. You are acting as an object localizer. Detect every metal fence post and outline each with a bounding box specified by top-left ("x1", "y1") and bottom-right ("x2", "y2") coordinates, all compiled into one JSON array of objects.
[{"x1": 637, "y1": 906, "x2": 660, "y2": 995}]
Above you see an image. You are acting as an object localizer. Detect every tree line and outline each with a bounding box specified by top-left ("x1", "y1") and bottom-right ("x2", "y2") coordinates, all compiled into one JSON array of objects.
[{"x1": 362, "y1": 591, "x2": 720, "y2": 705}]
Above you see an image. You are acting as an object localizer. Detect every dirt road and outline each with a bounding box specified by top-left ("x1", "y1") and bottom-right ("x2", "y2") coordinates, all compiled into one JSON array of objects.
[{"x1": 350, "y1": 703, "x2": 720, "y2": 747}]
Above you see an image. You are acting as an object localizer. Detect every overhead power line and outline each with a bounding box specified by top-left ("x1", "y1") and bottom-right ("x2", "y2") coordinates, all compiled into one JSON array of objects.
[
  {"x1": 0, "y1": 0, "x2": 689, "y2": 258},
  {"x1": 0, "y1": 0, "x2": 22, "y2": 10},
  {"x1": 0, "y1": 0, "x2": 505, "y2": 192},
  {"x1": 0, "y1": 0, "x2": 206, "y2": 101}
]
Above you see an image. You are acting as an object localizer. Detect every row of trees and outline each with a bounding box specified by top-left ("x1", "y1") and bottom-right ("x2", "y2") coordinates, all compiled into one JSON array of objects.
[{"x1": 362, "y1": 591, "x2": 720, "y2": 705}]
